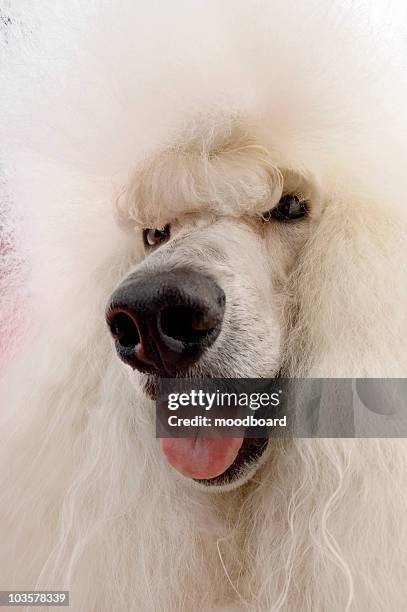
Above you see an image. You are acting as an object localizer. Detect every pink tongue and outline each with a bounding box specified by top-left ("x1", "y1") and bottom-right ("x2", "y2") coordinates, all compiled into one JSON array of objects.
[{"x1": 160, "y1": 436, "x2": 244, "y2": 480}]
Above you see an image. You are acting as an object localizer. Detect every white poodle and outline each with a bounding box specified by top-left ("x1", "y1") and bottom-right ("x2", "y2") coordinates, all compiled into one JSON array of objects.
[{"x1": 1, "y1": 2, "x2": 407, "y2": 610}]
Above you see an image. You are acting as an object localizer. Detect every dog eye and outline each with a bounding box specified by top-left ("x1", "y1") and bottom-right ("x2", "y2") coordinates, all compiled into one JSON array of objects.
[
  {"x1": 143, "y1": 224, "x2": 171, "y2": 248},
  {"x1": 263, "y1": 195, "x2": 308, "y2": 221}
]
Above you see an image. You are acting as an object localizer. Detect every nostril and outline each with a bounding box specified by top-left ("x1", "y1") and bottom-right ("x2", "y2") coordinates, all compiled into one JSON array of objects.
[
  {"x1": 159, "y1": 305, "x2": 218, "y2": 344},
  {"x1": 108, "y1": 311, "x2": 140, "y2": 349}
]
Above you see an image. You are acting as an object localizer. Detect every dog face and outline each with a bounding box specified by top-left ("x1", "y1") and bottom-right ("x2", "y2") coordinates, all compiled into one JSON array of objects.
[
  {"x1": 114, "y1": 201, "x2": 312, "y2": 376},
  {"x1": 107, "y1": 143, "x2": 321, "y2": 488}
]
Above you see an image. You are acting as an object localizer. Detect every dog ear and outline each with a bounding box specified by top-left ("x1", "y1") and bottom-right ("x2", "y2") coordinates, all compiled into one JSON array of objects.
[{"x1": 283, "y1": 195, "x2": 407, "y2": 377}]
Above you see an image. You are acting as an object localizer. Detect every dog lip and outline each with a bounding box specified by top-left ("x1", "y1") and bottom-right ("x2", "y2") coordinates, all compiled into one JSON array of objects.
[
  {"x1": 143, "y1": 375, "x2": 159, "y2": 400},
  {"x1": 194, "y1": 437, "x2": 268, "y2": 486}
]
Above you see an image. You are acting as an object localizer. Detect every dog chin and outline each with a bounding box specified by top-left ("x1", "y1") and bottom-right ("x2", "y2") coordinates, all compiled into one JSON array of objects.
[{"x1": 142, "y1": 373, "x2": 269, "y2": 489}]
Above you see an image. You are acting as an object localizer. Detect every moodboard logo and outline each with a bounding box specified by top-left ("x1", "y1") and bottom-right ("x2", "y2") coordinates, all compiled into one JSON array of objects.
[{"x1": 156, "y1": 379, "x2": 407, "y2": 438}]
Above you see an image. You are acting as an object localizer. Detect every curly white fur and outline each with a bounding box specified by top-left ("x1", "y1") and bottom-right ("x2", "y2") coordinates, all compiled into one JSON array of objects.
[{"x1": 1, "y1": 2, "x2": 407, "y2": 611}]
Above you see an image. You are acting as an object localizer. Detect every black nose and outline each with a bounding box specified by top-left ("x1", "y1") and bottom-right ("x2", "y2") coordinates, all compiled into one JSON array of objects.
[{"x1": 106, "y1": 268, "x2": 225, "y2": 375}]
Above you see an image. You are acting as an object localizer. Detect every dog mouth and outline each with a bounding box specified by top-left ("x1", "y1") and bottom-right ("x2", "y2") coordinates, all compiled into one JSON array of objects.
[
  {"x1": 143, "y1": 375, "x2": 160, "y2": 400},
  {"x1": 144, "y1": 375, "x2": 269, "y2": 486},
  {"x1": 192, "y1": 437, "x2": 268, "y2": 486}
]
